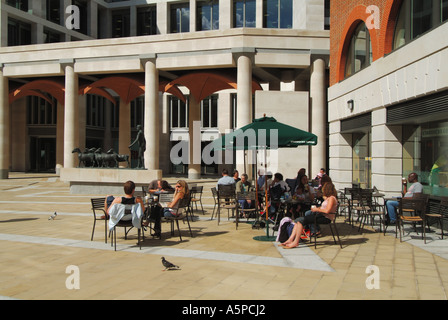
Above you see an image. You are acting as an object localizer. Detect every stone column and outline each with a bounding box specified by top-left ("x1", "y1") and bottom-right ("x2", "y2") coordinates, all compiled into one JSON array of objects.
[
  {"x1": 56, "y1": 102, "x2": 65, "y2": 174},
  {"x1": 144, "y1": 56, "x2": 159, "y2": 170},
  {"x1": 63, "y1": 61, "x2": 79, "y2": 169},
  {"x1": 235, "y1": 51, "x2": 254, "y2": 176},
  {"x1": 371, "y1": 108, "x2": 403, "y2": 196},
  {"x1": 118, "y1": 99, "x2": 131, "y2": 164},
  {"x1": 188, "y1": 95, "x2": 202, "y2": 179},
  {"x1": 0, "y1": 65, "x2": 10, "y2": 179},
  {"x1": 310, "y1": 57, "x2": 327, "y2": 177}
]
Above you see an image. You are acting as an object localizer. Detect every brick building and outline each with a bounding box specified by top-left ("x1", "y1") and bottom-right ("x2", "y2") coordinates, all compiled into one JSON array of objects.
[{"x1": 329, "y1": 0, "x2": 448, "y2": 199}]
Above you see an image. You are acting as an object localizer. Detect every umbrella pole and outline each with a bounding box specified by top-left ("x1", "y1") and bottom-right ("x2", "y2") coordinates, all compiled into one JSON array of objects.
[{"x1": 253, "y1": 147, "x2": 276, "y2": 242}]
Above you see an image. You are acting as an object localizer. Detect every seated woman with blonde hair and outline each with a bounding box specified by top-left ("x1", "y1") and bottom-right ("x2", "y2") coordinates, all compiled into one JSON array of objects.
[
  {"x1": 280, "y1": 182, "x2": 338, "y2": 249},
  {"x1": 145, "y1": 180, "x2": 189, "y2": 238}
]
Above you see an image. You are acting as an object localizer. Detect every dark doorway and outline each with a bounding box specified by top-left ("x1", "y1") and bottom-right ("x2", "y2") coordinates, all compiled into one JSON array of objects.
[{"x1": 30, "y1": 137, "x2": 56, "y2": 173}]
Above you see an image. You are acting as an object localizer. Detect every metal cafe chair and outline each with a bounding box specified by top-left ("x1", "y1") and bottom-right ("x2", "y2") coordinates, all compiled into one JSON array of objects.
[
  {"x1": 109, "y1": 204, "x2": 143, "y2": 251},
  {"x1": 190, "y1": 185, "x2": 205, "y2": 215},
  {"x1": 161, "y1": 196, "x2": 193, "y2": 241},
  {"x1": 90, "y1": 197, "x2": 108, "y2": 243},
  {"x1": 397, "y1": 197, "x2": 427, "y2": 243},
  {"x1": 236, "y1": 191, "x2": 257, "y2": 230},
  {"x1": 216, "y1": 184, "x2": 237, "y2": 225}
]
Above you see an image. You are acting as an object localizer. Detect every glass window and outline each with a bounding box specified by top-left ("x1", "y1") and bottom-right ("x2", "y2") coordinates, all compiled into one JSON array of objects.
[
  {"x1": 46, "y1": 0, "x2": 61, "y2": 25},
  {"x1": 412, "y1": 0, "x2": 433, "y2": 39},
  {"x1": 403, "y1": 121, "x2": 448, "y2": 197},
  {"x1": 170, "y1": 96, "x2": 189, "y2": 129},
  {"x1": 44, "y1": 29, "x2": 62, "y2": 43},
  {"x1": 201, "y1": 95, "x2": 218, "y2": 128},
  {"x1": 345, "y1": 23, "x2": 372, "y2": 78},
  {"x1": 137, "y1": 6, "x2": 157, "y2": 36},
  {"x1": 171, "y1": 3, "x2": 190, "y2": 33},
  {"x1": 393, "y1": 2, "x2": 407, "y2": 50},
  {"x1": 73, "y1": 0, "x2": 88, "y2": 35},
  {"x1": 8, "y1": 18, "x2": 31, "y2": 46},
  {"x1": 197, "y1": 0, "x2": 219, "y2": 31},
  {"x1": 6, "y1": 0, "x2": 28, "y2": 11},
  {"x1": 27, "y1": 96, "x2": 57, "y2": 125},
  {"x1": 234, "y1": 0, "x2": 256, "y2": 28},
  {"x1": 393, "y1": 0, "x2": 448, "y2": 52},
  {"x1": 352, "y1": 132, "x2": 372, "y2": 189},
  {"x1": 442, "y1": 0, "x2": 448, "y2": 22},
  {"x1": 263, "y1": 0, "x2": 293, "y2": 29},
  {"x1": 112, "y1": 9, "x2": 130, "y2": 38}
]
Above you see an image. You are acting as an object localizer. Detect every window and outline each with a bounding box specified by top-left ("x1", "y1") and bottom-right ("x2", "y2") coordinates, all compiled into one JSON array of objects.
[
  {"x1": 130, "y1": 97, "x2": 144, "y2": 128},
  {"x1": 201, "y1": 95, "x2": 218, "y2": 128},
  {"x1": 403, "y1": 121, "x2": 448, "y2": 197},
  {"x1": 324, "y1": 0, "x2": 330, "y2": 30},
  {"x1": 170, "y1": 96, "x2": 189, "y2": 129},
  {"x1": 171, "y1": 3, "x2": 190, "y2": 33},
  {"x1": 234, "y1": 0, "x2": 256, "y2": 28},
  {"x1": 73, "y1": 0, "x2": 88, "y2": 35},
  {"x1": 443, "y1": 0, "x2": 448, "y2": 21},
  {"x1": 197, "y1": 0, "x2": 219, "y2": 31},
  {"x1": 8, "y1": 18, "x2": 31, "y2": 46},
  {"x1": 44, "y1": 29, "x2": 62, "y2": 43},
  {"x1": 412, "y1": 0, "x2": 434, "y2": 38},
  {"x1": 112, "y1": 9, "x2": 130, "y2": 38},
  {"x1": 352, "y1": 131, "x2": 372, "y2": 189},
  {"x1": 46, "y1": 0, "x2": 61, "y2": 25},
  {"x1": 344, "y1": 22, "x2": 372, "y2": 78},
  {"x1": 393, "y1": 0, "x2": 448, "y2": 51},
  {"x1": 6, "y1": 0, "x2": 28, "y2": 11},
  {"x1": 86, "y1": 95, "x2": 106, "y2": 127},
  {"x1": 137, "y1": 6, "x2": 157, "y2": 36},
  {"x1": 27, "y1": 96, "x2": 57, "y2": 125},
  {"x1": 263, "y1": 0, "x2": 293, "y2": 29}
]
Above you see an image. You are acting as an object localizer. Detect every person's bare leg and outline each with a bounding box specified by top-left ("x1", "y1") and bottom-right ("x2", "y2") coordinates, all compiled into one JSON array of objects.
[
  {"x1": 280, "y1": 223, "x2": 300, "y2": 246},
  {"x1": 283, "y1": 222, "x2": 303, "y2": 248}
]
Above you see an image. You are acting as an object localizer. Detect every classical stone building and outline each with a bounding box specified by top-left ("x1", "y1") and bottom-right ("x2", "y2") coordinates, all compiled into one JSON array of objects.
[
  {"x1": 0, "y1": 0, "x2": 330, "y2": 186},
  {"x1": 329, "y1": 0, "x2": 448, "y2": 198}
]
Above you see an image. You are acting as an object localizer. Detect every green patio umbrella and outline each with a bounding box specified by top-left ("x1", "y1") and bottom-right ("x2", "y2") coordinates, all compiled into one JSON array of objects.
[
  {"x1": 213, "y1": 116, "x2": 318, "y2": 151},
  {"x1": 213, "y1": 115, "x2": 318, "y2": 241}
]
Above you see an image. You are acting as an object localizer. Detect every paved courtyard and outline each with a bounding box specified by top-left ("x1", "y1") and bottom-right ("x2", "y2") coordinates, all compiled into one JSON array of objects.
[{"x1": 1, "y1": 173, "x2": 448, "y2": 300}]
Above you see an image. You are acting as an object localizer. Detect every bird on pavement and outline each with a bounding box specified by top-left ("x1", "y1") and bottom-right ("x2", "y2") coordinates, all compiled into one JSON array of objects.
[
  {"x1": 48, "y1": 212, "x2": 57, "y2": 220},
  {"x1": 161, "y1": 257, "x2": 180, "y2": 271}
]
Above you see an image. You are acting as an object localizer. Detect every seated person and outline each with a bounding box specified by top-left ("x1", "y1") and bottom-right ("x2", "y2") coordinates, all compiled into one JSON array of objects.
[
  {"x1": 236, "y1": 173, "x2": 254, "y2": 213},
  {"x1": 271, "y1": 172, "x2": 290, "y2": 192},
  {"x1": 217, "y1": 169, "x2": 236, "y2": 190},
  {"x1": 280, "y1": 182, "x2": 338, "y2": 249},
  {"x1": 291, "y1": 175, "x2": 315, "y2": 217},
  {"x1": 148, "y1": 179, "x2": 174, "y2": 194},
  {"x1": 385, "y1": 172, "x2": 423, "y2": 225},
  {"x1": 144, "y1": 180, "x2": 189, "y2": 237},
  {"x1": 103, "y1": 180, "x2": 144, "y2": 220}
]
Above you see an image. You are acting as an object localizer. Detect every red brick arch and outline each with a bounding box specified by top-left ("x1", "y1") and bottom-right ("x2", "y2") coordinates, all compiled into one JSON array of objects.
[
  {"x1": 336, "y1": 5, "x2": 382, "y2": 83},
  {"x1": 381, "y1": 0, "x2": 404, "y2": 56}
]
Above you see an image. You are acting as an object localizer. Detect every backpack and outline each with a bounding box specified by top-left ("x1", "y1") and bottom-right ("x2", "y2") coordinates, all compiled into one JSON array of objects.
[{"x1": 278, "y1": 221, "x2": 292, "y2": 243}]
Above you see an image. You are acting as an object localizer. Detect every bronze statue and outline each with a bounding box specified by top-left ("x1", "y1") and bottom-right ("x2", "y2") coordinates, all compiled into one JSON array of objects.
[{"x1": 129, "y1": 125, "x2": 146, "y2": 169}]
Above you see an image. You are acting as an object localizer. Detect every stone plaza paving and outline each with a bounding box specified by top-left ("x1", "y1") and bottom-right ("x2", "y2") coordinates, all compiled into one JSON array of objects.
[{"x1": 1, "y1": 173, "x2": 448, "y2": 300}]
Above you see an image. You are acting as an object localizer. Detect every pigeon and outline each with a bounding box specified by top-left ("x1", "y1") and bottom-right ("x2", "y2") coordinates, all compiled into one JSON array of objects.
[
  {"x1": 48, "y1": 212, "x2": 57, "y2": 220},
  {"x1": 161, "y1": 257, "x2": 180, "y2": 271}
]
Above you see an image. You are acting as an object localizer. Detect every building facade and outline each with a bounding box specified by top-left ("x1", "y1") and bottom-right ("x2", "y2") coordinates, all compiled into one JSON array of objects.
[
  {"x1": 0, "y1": 0, "x2": 331, "y2": 182},
  {"x1": 329, "y1": 0, "x2": 448, "y2": 198}
]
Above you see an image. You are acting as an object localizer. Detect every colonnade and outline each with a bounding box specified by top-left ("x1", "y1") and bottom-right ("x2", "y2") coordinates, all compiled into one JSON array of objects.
[{"x1": 0, "y1": 54, "x2": 328, "y2": 179}]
